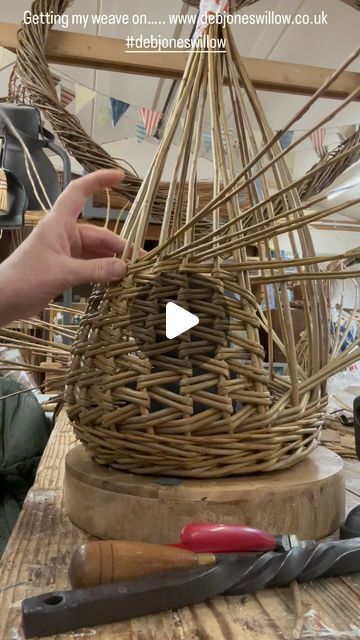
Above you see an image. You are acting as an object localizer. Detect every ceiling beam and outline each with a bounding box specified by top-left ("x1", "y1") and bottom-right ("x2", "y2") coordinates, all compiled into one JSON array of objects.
[
  {"x1": 339, "y1": 0, "x2": 360, "y2": 9},
  {"x1": 311, "y1": 223, "x2": 360, "y2": 232},
  {"x1": 0, "y1": 23, "x2": 359, "y2": 101}
]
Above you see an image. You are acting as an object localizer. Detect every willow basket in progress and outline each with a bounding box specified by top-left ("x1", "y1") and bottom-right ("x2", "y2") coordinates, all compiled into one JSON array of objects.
[{"x1": 65, "y1": 23, "x2": 360, "y2": 478}]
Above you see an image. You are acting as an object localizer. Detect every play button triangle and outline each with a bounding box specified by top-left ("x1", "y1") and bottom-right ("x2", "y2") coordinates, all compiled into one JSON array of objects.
[{"x1": 165, "y1": 302, "x2": 199, "y2": 340}]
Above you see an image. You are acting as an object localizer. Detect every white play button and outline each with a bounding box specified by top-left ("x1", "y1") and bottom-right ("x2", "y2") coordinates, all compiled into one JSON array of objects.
[{"x1": 166, "y1": 302, "x2": 199, "y2": 340}]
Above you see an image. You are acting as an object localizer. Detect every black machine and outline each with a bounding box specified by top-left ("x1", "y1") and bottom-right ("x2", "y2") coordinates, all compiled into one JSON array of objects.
[{"x1": 0, "y1": 103, "x2": 71, "y2": 228}]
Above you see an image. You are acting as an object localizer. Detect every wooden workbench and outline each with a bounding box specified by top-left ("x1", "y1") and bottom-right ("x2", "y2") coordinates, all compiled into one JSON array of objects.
[{"x1": 1, "y1": 410, "x2": 360, "y2": 640}]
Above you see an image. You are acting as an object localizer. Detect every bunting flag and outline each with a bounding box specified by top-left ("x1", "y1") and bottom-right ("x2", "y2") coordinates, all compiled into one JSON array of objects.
[
  {"x1": 285, "y1": 153, "x2": 296, "y2": 176},
  {"x1": 310, "y1": 128, "x2": 327, "y2": 159},
  {"x1": 75, "y1": 85, "x2": 96, "y2": 114},
  {"x1": 136, "y1": 123, "x2": 146, "y2": 144},
  {"x1": 51, "y1": 73, "x2": 61, "y2": 87},
  {"x1": 254, "y1": 177, "x2": 264, "y2": 200},
  {"x1": 97, "y1": 104, "x2": 112, "y2": 127},
  {"x1": 50, "y1": 73, "x2": 61, "y2": 101},
  {"x1": 203, "y1": 132, "x2": 212, "y2": 154},
  {"x1": 221, "y1": 126, "x2": 229, "y2": 154},
  {"x1": 140, "y1": 108, "x2": 162, "y2": 137},
  {"x1": 60, "y1": 85, "x2": 75, "y2": 108},
  {"x1": 0, "y1": 46, "x2": 16, "y2": 70},
  {"x1": 338, "y1": 124, "x2": 357, "y2": 143},
  {"x1": 110, "y1": 98, "x2": 130, "y2": 128},
  {"x1": 278, "y1": 130, "x2": 294, "y2": 150},
  {"x1": 251, "y1": 158, "x2": 266, "y2": 200}
]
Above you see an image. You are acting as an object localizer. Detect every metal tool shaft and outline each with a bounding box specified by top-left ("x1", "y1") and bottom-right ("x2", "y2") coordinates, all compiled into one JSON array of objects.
[{"x1": 226, "y1": 538, "x2": 360, "y2": 595}]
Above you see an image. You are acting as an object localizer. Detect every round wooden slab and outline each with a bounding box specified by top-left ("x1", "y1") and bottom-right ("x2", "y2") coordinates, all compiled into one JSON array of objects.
[{"x1": 64, "y1": 445, "x2": 345, "y2": 542}]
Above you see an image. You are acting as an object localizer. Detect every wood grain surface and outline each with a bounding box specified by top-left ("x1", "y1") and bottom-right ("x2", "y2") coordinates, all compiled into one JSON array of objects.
[
  {"x1": 0, "y1": 410, "x2": 360, "y2": 640},
  {"x1": 64, "y1": 444, "x2": 345, "y2": 542}
]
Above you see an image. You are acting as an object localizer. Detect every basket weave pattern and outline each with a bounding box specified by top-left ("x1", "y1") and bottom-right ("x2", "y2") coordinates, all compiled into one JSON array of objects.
[
  {"x1": 65, "y1": 23, "x2": 360, "y2": 478},
  {"x1": 66, "y1": 269, "x2": 326, "y2": 477}
]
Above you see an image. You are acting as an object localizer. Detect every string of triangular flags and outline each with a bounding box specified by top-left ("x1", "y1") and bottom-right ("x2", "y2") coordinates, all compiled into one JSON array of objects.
[
  {"x1": 310, "y1": 128, "x2": 327, "y2": 160},
  {"x1": 199, "y1": 125, "x2": 359, "y2": 159},
  {"x1": 49, "y1": 72, "x2": 162, "y2": 142},
  {"x1": 0, "y1": 47, "x2": 358, "y2": 153},
  {"x1": 47, "y1": 67, "x2": 360, "y2": 154}
]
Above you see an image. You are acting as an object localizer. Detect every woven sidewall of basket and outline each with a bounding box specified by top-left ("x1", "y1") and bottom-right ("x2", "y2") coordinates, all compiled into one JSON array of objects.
[
  {"x1": 65, "y1": 21, "x2": 360, "y2": 478},
  {"x1": 66, "y1": 267, "x2": 327, "y2": 477}
]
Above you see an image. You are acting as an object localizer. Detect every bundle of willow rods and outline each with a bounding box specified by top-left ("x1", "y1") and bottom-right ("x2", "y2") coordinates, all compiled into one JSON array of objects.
[
  {"x1": 271, "y1": 127, "x2": 360, "y2": 216},
  {"x1": 0, "y1": 307, "x2": 77, "y2": 397},
  {"x1": 322, "y1": 415, "x2": 357, "y2": 459},
  {"x1": 63, "y1": 19, "x2": 360, "y2": 478},
  {"x1": 299, "y1": 127, "x2": 360, "y2": 201}
]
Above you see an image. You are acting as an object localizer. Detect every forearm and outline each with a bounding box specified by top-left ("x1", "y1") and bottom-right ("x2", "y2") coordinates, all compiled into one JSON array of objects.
[
  {"x1": 0, "y1": 237, "x2": 63, "y2": 326},
  {"x1": 0, "y1": 255, "x2": 35, "y2": 326}
]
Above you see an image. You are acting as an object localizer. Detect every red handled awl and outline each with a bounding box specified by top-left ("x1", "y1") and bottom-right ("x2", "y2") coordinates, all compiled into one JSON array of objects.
[{"x1": 178, "y1": 523, "x2": 285, "y2": 553}]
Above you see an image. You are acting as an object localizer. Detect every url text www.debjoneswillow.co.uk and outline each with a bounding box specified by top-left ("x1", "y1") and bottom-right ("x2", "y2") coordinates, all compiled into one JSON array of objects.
[{"x1": 167, "y1": 10, "x2": 328, "y2": 27}]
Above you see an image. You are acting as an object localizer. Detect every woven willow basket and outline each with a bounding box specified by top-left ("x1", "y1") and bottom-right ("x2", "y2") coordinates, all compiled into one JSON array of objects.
[{"x1": 65, "y1": 22, "x2": 360, "y2": 478}]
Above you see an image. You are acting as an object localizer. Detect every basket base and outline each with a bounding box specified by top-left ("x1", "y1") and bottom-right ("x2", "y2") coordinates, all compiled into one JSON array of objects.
[{"x1": 64, "y1": 445, "x2": 344, "y2": 542}]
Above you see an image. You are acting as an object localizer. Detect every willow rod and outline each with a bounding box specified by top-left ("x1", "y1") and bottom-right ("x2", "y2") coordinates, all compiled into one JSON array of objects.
[
  {"x1": 144, "y1": 45, "x2": 360, "y2": 261},
  {"x1": 138, "y1": 138, "x2": 360, "y2": 266}
]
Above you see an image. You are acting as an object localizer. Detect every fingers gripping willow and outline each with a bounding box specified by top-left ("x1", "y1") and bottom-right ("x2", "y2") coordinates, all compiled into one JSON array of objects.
[{"x1": 65, "y1": 23, "x2": 360, "y2": 478}]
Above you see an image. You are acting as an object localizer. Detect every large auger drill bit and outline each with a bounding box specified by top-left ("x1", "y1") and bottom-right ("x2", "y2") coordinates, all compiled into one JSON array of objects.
[
  {"x1": 227, "y1": 538, "x2": 360, "y2": 595},
  {"x1": 226, "y1": 394, "x2": 360, "y2": 594}
]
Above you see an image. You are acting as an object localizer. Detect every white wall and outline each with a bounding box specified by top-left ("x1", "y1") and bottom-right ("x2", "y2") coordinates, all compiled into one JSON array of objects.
[
  {"x1": 277, "y1": 227, "x2": 359, "y2": 257},
  {"x1": 103, "y1": 138, "x2": 214, "y2": 181}
]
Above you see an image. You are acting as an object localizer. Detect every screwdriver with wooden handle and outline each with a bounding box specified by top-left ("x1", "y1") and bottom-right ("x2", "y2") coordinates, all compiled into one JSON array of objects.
[{"x1": 70, "y1": 540, "x2": 221, "y2": 589}]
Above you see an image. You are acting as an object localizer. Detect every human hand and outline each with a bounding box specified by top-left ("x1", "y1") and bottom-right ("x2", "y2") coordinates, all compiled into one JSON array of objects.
[{"x1": 0, "y1": 169, "x2": 129, "y2": 326}]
